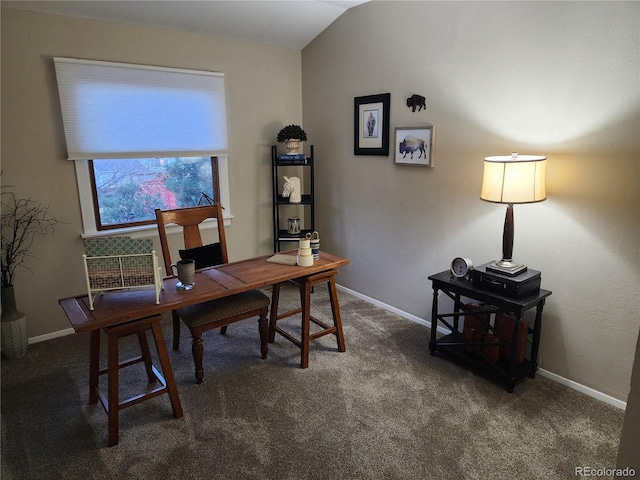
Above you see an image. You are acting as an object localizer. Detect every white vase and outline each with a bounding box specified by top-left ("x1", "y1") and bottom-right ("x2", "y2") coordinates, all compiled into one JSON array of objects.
[
  {"x1": 1, "y1": 286, "x2": 28, "y2": 359},
  {"x1": 285, "y1": 139, "x2": 301, "y2": 154}
]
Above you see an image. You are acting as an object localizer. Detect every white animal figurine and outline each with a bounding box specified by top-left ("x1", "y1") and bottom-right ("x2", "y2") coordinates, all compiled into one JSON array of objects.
[{"x1": 282, "y1": 176, "x2": 301, "y2": 203}]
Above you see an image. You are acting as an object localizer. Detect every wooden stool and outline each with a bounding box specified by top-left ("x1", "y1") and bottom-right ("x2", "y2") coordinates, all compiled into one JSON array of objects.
[
  {"x1": 268, "y1": 270, "x2": 346, "y2": 368},
  {"x1": 88, "y1": 315, "x2": 183, "y2": 446}
]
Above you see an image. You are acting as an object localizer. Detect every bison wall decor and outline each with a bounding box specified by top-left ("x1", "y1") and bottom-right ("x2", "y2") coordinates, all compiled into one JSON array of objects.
[
  {"x1": 394, "y1": 126, "x2": 435, "y2": 167},
  {"x1": 406, "y1": 94, "x2": 426, "y2": 112}
]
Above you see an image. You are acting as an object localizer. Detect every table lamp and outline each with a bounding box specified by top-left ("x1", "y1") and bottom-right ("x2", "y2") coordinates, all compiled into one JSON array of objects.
[{"x1": 480, "y1": 152, "x2": 547, "y2": 276}]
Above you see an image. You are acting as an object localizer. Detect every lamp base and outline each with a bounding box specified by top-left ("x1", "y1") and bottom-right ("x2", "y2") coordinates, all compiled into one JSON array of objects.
[{"x1": 486, "y1": 260, "x2": 528, "y2": 277}]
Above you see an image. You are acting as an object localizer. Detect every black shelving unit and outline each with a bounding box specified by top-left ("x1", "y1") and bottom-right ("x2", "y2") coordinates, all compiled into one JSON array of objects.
[
  {"x1": 427, "y1": 269, "x2": 552, "y2": 392},
  {"x1": 271, "y1": 145, "x2": 314, "y2": 252}
]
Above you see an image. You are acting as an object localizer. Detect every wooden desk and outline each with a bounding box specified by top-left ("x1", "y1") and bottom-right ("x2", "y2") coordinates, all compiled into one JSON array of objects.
[{"x1": 59, "y1": 250, "x2": 349, "y2": 446}]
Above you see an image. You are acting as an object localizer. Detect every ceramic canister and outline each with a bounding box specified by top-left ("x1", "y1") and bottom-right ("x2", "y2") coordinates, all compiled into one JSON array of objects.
[
  {"x1": 297, "y1": 255, "x2": 313, "y2": 267},
  {"x1": 309, "y1": 231, "x2": 320, "y2": 259},
  {"x1": 310, "y1": 240, "x2": 320, "y2": 259}
]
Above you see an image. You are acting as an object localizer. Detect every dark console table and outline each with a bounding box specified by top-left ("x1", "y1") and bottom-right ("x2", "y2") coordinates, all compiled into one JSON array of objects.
[{"x1": 428, "y1": 270, "x2": 551, "y2": 392}]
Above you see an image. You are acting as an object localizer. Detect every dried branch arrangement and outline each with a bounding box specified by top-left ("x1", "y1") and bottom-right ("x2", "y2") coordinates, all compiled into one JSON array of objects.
[{"x1": 1, "y1": 191, "x2": 62, "y2": 287}]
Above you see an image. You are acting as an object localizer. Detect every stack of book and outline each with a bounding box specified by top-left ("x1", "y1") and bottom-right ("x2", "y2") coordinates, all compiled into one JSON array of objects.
[{"x1": 278, "y1": 153, "x2": 306, "y2": 163}]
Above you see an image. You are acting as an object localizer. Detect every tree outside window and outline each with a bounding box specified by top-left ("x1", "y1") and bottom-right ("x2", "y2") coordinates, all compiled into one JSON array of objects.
[{"x1": 91, "y1": 157, "x2": 214, "y2": 230}]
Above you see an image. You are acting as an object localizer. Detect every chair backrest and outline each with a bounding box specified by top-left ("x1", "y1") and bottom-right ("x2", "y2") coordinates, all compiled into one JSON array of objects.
[{"x1": 155, "y1": 204, "x2": 229, "y2": 274}]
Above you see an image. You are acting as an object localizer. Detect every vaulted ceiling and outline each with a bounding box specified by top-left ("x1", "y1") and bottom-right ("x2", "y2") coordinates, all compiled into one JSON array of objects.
[{"x1": 2, "y1": 0, "x2": 369, "y2": 50}]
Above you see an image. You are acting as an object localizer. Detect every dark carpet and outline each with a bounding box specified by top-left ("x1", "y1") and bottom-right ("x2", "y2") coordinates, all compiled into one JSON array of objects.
[{"x1": 1, "y1": 282, "x2": 623, "y2": 479}]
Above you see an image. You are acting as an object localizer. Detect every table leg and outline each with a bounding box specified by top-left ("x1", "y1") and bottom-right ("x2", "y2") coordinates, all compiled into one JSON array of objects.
[
  {"x1": 429, "y1": 287, "x2": 438, "y2": 354},
  {"x1": 529, "y1": 299, "x2": 546, "y2": 378},
  {"x1": 268, "y1": 283, "x2": 281, "y2": 343},
  {"x1": 300, "y1": 280, "x2": 311, "y2": 369},
  {"x1": 89, "y1": 330, "x2": 100, "y2": 405},
  {"x1": 107, "y1": 329, "x2": 120, "y2": 447},
  {"x1": 509, "y1": 313, "x2": 523, "y2": 379},
  {"x1": 453, "y1": 293, "x2": 461, "y2": 331},
  {"x1": 172, "y1": 311, "x2": 181, "y2": 351}
]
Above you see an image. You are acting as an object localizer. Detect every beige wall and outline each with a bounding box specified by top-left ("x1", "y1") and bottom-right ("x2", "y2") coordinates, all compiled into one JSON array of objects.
[
  {"x1": 1, "y1": 8, "x2": 302, "y2": 337},
  {"x1": 2, "y1": 2, "x2": 639, "y2": 403},
  {"x1": 302, "y1": 1, "x2": 640, "y2": 401}
]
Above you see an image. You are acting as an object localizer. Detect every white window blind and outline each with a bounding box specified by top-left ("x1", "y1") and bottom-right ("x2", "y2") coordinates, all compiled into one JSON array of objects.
[{"x1": 54, "y1": 58, "x2": 228, "y2": 160}]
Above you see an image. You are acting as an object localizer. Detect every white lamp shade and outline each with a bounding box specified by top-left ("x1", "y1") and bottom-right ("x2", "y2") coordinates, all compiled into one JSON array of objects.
[{"x1": 481, "y1": 154, "x2": 547, "y2": 204}]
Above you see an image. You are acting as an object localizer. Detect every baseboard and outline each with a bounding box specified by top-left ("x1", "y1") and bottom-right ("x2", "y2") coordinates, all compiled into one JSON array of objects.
[
  {"x1": 336, "y1": 284, "x2": 450, "y2": 335},
  {"x1": 536, "y1": 368, "x2": 626, "y2": 410},
  {"x1": 336, "y1": 284, "x2": 627, "y2": 411},
  {"x1": 28, "y1": 327, "x2": 75, "y2": 345}
]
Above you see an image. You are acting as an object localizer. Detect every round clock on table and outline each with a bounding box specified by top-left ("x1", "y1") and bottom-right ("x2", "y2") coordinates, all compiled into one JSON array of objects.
[{"x1": 450, "y1": 257, "x2": 474, "y2": 278}]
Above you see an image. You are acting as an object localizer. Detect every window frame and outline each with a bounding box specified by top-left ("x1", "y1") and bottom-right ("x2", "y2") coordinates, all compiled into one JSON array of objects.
[{"x1": 75, "y1": 156, "x2": 233, "y2": 239}]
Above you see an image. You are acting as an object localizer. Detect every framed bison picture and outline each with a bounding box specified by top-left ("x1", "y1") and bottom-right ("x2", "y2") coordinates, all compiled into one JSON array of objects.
[
  {"x1": 394, "y1": 126, "x2": 435, "y2": 167},
  {"x1": 354, "y1": 93, "x2": 390, "y2": 156}
]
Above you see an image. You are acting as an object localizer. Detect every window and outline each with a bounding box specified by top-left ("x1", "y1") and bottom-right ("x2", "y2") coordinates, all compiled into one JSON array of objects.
[
  {"x1": 74, "y1": 156, "x2": 231, "y2": 236},
  {"x1": 54, "y1": 57, "x2": 231, "y2": 236},
  {"x1": 90, "y1": 157, "x2": 217, "y2": 230}
]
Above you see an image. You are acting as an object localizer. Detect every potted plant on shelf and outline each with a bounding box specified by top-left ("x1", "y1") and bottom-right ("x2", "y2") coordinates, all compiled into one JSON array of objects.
[
  {"x1": 1, "y1": 190, "x2": 61, "y2": 359},
  {"x1": 277, "y1": 124, "x2": 308, "y2": 155}
]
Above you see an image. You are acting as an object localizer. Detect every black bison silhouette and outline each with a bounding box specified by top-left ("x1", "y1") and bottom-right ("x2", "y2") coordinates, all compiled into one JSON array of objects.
[{"x1": 406, "y1": 94, "x2": 426, "y2": 112}]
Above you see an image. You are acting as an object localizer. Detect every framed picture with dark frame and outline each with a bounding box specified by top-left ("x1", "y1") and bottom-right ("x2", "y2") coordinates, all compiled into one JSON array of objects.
[
  {"x1": 394, "y1": 126, "x2": 435, "y2": 167},
  {"x1": 354, "y1": 93, "x2": 390, "y2": 156}
]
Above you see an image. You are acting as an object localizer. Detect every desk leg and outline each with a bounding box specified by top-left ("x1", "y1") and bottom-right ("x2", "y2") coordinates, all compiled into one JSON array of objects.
[
  {"x1": 268, "y1": 283, "x2": 281, "y2": 343},
  {"x1": 429, "y1": 287, "x2": 438, "y2": 355},
  {"x1": 107, "y1": 329, "x2": 120, "y2": 447},
  {"x1": 529, "y1": 299, "x2": 546, "y2": 378},
  {"x1": 258, "y1": 309, "x2": 269, "y2": 359},
  {"x1": 89, "y1": 330, "x2": 100, "y2": 405},
  {"x1": 299, "y1": 280, "x2": 311, "y2": 369}
]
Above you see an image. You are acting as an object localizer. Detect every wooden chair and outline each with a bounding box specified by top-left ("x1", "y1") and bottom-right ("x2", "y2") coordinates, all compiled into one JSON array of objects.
[{"x1": 155, "y1": 204, "x2": 270, "y2": 384}]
